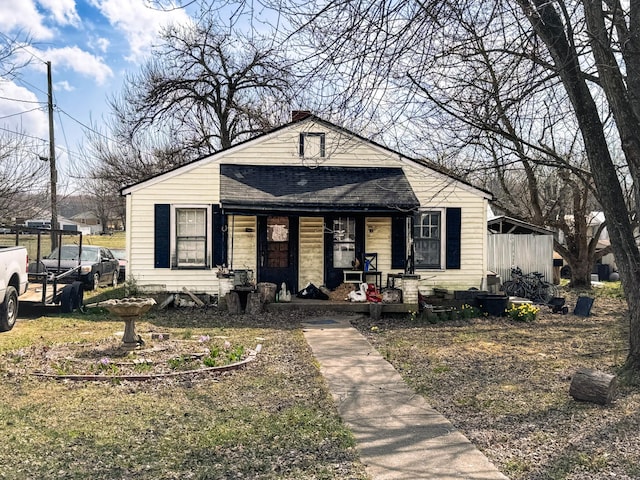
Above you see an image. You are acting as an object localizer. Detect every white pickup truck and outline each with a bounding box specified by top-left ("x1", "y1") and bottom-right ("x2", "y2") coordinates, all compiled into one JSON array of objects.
[{"x1": 0, "y1": 245, "x2": 28, "y2": 331}]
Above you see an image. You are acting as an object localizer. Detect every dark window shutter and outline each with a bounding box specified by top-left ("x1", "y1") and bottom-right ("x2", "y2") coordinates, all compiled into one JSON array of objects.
[
  {"x1": 446, "y1": 208, "x2": 461, "y2": 269},
  {"x1": 154, "y1": 204, "x2": 170, "y2": 268},
  {"x1": 391, "y1": 216, "x2": 407, "y2": 269},
  {"x1": 212, "y1": 205, "x2": 227, "y2": 267}
]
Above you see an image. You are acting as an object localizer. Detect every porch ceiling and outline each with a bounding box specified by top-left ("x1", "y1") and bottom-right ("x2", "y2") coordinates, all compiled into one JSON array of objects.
[{"x1": 220, "y1": 165, "x2": 419, "y2": 213}]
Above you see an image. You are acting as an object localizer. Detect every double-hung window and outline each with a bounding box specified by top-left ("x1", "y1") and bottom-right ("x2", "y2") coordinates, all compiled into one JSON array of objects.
[
  {"x1": 173, "y1": 206, "x2": 210, "y2": 268},
  {"x1": 333, "y1": 217, "x2": 356, "y2": 268},
  {"x1": 413, "y1": 210, "x2": 442, "y2": 269}
]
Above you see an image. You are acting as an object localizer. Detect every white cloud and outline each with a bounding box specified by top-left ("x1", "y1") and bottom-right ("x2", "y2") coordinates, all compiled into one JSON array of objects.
[
  {"x1": 96, "y1": 37, "x2": 110, "y2": 53},
  {"x1": 91, "y1": 0, "x2": 191, "y2": 61},
  {"x1": 0, "y1": 0, "x2": 54, "y2": 40},
  {"x1": 33, "y1": 46, "x2": 114, "y2": 86},
  {"x1": 0, "y1": 80, "x2": 49, "y2": 139},
  {"x1": 37, "y1": 0, "x2": 81, "y2": 26},
  {"x1": 55, "y1": 80, "x2": 75, "y2": 92}
]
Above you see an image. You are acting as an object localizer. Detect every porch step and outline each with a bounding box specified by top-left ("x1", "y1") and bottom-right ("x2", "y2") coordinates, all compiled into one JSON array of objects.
[{"x1": 265, "y1": 300, "x2": 418, "y2": 314}]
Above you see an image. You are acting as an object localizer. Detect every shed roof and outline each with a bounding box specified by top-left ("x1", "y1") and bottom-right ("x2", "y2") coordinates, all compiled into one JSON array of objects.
[
  {"x1": 487, "y1": 215, "x2": 554, "y2": 235},
  {"x1": 220, "y1": 164, "x2": 419, "y2": 213}
]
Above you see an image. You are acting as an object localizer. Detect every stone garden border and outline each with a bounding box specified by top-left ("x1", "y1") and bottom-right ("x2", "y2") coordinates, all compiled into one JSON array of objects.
[{"x1": 31, "y1": 344, "x2": 262, "y2": 382}]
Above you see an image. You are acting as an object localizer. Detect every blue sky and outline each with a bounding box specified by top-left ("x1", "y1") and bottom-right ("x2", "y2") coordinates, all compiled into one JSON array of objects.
[{"x1": 0, "y1": 0, "x2": 192, "y2": 194}]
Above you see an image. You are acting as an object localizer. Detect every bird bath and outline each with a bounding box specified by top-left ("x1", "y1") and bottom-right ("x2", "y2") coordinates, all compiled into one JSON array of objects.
[{"x1": 100, "y1": 298, "x2": 156, "y2": 347}]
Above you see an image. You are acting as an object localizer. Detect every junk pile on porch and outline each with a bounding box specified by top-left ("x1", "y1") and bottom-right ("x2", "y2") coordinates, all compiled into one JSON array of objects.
[{"x1": 157, "y1": 267, "x2": 424, "y2": 317}]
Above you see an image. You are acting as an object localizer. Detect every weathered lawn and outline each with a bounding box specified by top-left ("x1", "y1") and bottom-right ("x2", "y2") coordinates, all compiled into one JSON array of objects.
[
  {"x1": 5, "y1": 282, "x2": 638, "y2": 480},
  {"x1": 0, "y1": 305, "x2": 368, "y2": 480},
  {"x1": 354, "y1": 289, "x2": 640, "y2": 480}
]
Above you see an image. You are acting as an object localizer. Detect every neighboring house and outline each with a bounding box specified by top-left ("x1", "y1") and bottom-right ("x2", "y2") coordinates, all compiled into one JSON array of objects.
[
  {"x1": 121, "y1": 113, "x2": 493, "y2": 296},
  {"x1": 71, "y1": 211, "x2": 100, "y2": 226},
  {"x1": 70, "y1": 212, "x2": 103, "y2": 235}
]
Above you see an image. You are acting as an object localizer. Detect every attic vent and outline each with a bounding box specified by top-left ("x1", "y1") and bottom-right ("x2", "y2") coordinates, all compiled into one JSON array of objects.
[{"x1": 299, "y1": 132, "x2": 325, "y2": 158}]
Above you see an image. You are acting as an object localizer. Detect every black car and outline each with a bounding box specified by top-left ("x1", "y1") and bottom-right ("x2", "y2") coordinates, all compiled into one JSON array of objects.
[{"x1": 42, "y1": 245, "x2": 120, "y2": 290}]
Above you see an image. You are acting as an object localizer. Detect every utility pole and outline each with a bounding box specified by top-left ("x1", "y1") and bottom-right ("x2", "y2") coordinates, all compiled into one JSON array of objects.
[{"x1": 47, "y1": 61, "x2": 58, "y2": 250}]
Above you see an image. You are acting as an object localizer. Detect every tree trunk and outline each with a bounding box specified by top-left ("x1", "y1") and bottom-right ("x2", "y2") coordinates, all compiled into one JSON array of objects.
[
  {"x1": 569, "y1": 260, "x2": 592, "y2": 289},
  {"x1": 624, "y1": 291, "x2": 640, "y2": 371},
  {"x1": 569, "y1": 368, "x2": 617, "y2": 405},
  {"x1": 520, "y1": 0, "x2": 640, "y2": 371}
]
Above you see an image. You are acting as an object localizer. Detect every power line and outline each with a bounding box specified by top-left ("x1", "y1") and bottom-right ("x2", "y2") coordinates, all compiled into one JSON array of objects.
[
  {"x1": 0, "y1": 95, "x2": 46, "y2": 105},
  {"x1": 0, "y1": 125, "x2": 47, "y2": 142},
  {"x1": 0, "y1": 125, "x2": 85, "y2": 164},
  {"x1": 0, "y1": 107, "x2": 44, "y2": 120},
  {"x1": 0, "y1": 30, "x2": 48, "y2": 65},
  {"x1": 15, "y1": 77, "x2": 48, "y2": 97},
  {"x1": 57, "y1": 108, "x2": 118, "y2": 144}
]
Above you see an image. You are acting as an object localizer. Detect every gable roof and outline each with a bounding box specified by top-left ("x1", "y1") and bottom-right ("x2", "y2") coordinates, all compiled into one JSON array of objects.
[
  {"x1": 220, "y1": 164, "x2": 419, "y2": 213},
  {"x1": 121, "y1": 113, "x2": 492, "y2": 200}
]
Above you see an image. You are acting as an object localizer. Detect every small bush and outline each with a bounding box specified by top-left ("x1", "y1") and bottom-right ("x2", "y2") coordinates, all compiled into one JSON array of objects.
[
  {"x1": 459, "y1": 304, "x2": 481, "y2": 319},
  {"x1": 506, "y1": 303, "x2": 539, "y2": 322}
]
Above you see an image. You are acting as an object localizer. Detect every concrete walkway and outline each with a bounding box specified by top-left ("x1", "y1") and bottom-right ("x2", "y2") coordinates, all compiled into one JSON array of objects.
[{"x1": 302, "y1": 316, "x2": 508, "y2": 480}]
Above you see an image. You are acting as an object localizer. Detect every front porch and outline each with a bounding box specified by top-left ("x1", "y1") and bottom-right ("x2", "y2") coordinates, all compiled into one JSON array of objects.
[{"x1": 263, "y1": 296, "x2": 419, "y2": 315}]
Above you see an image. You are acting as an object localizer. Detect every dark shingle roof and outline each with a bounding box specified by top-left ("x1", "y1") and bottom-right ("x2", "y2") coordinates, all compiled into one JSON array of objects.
[{"x1": 220, "y1": 165, "x2": 419, "y2": 213}]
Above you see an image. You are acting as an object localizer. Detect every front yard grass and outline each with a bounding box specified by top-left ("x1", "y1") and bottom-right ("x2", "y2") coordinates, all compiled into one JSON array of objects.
[
  {"x1": 355, "y1": 288, "x2": 639, "y2": 480},
  {"x1": 0, "y1": 305, "x2": 367, "y2": 480},
  {"x1": 5, "y1": 282, "x2": 638, "y2": 480}
]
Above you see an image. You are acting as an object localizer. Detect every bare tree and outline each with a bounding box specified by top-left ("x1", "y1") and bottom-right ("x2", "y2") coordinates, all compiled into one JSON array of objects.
[
  {"x1": 112, "y1": 15, "x2": 293, "y2": 156},
  {"x1": 402, "y1": 21, "x2": 613, "y2": 288},
  {"x1": 274, "y1": 0, "x2": 640, "y2": 372},
  {"x1": 0, "y1": 31, "x2": 47, "y2": 222},
  {"x1": 0, "y1": 132, "x2": 48, "y2": 223},
  {"x1": 0, "y1": 31, "x2": 32, "y2": 79},
  {"x1": 84, "y1": 123, "x2": 192, "y2": 188}
]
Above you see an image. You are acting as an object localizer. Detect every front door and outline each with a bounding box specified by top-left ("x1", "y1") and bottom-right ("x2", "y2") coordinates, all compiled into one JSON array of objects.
[
  {"x1": 324, "y1": 216, "x2": 365, "y2": 289},
  {"x1": 257, "y1": 216, "x2": 299, "y2": 293}
]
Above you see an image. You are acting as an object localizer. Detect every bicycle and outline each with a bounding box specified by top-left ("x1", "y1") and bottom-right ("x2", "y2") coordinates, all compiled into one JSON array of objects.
[{"x1": 502, "y1": 267, "x2": 558, "y2": 304}]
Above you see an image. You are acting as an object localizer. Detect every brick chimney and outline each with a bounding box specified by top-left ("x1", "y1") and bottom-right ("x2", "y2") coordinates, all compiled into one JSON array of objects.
[{"x1": 291, "y1": 110, "x2": 312, "y2": 122}]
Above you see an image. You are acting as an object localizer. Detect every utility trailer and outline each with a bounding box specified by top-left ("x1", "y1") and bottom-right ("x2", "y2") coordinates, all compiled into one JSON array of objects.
[{"x1": 1, "y1": 226, "x2": 85, "y2": 312}]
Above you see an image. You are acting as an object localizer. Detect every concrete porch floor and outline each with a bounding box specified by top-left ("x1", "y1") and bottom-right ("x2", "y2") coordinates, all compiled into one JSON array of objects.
[{"x1": 263, "y1": 297, "x2": 419, "y2": 314}]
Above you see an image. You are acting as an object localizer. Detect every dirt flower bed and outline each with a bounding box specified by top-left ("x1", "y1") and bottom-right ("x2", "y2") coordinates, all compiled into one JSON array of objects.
[
  {"x1": 354, "y1": 290, "x2": 640, "y2": 480},
  {"x1": 8, "y1": 335, "x2": 251, "y2": 379}
]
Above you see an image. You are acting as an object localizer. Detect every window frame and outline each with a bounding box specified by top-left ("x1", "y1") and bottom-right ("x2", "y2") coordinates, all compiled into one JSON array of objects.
[
  {"x1": 299, "y1": 132, "x2": 326, "y2": 158},
  {"x1": 413, "y1": 209, "x2": 446, "y2": 270},
  {"x1": 332, "y1": 216, "x2": 356, "y2": 269},
  {"x1": 170, "y1": 205, "x2": 212, "y2": 269}
]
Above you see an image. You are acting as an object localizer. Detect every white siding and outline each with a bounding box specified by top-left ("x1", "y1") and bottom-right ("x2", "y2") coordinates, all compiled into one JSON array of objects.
[
  {"x1": 228, "y1": 216, "x2": 257, "y2": 275},
  {"x1": 126, "y1": 195, "x2": 220, "y2": 294},
  {"x1": 125, "y1": 118, "x2": 490, "y2": 294},
  {"x1": 299, "y1": 217, "x2": 324, "y2": 290},
  {"x1": 402, "y1": 161, "x2": 489, "y2": 292}
]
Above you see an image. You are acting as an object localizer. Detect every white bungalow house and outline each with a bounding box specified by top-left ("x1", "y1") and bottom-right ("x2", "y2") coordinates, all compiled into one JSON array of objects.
[{"x1": 121, "y1": 113, "x2": 493, "y2": 297}]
